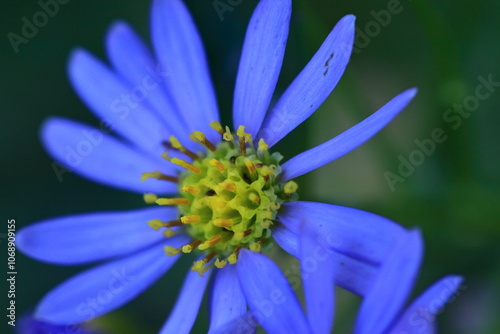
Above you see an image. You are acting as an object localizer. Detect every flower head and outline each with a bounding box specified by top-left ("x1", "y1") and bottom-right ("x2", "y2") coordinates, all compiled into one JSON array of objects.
[{"x1": 18, "y1": 0, "x2": 418, "y2": 332}]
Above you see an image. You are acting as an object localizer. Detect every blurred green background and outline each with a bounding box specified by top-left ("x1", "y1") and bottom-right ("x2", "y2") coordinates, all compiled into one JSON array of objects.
[{"x1": 1, "y1": 0, "x2": 499, "y2": 333}]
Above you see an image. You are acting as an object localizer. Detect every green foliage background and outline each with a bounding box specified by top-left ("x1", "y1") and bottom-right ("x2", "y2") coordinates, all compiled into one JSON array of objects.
[{"x1": 1, "y1": 0, "x2": 499, "y2": 333}]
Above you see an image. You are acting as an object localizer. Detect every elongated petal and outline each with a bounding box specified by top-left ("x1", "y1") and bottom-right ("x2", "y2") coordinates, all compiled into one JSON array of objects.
[
  {"x1": 209, "y1": 312, "x2": 257, "y2": 334},
  {"x1": 159, "y1": 264, "x2": 212, "y2": 334},
  {"x1": 232, "y1": 0, "x2": 291, "y2": 137},
  {"x1": 237, "y1": 250, "x2": 312, "y2": 334},
  {"x1": 281, "y1": 88, "x2": 417, "y2": 181},
  {"x1": 355, "y1": 229, "x2": 423, "y2": 334},
  {"x1": 68, "y1": 49, "x2": 170, "y2": 156},
  {"x1": 41, "y1": 117, "x2": 175, "y2": 194},
  {"x1": 388, "y1": 276, "x2": 463, "y2": 334},
  {"x1": 35, "y1": 237, "x2": 188, "y2": 324},
  {"x1": 273, "y1": 225, "x2": 376, "y2": 296},
  {"x1": 300, "y1": 224, "x2": 335, "y2": 334},
  {"x1": 151, "y1": 0, "x2": 219, "y2": 143},
  {"x1": 258, "y1": 15, "x2": 355, "y2": 147},
  {"x1": 17, "y1": 207, "x2": 177, "y2": 265},
  {"x1": 209, "y1": 266, "x2": 246, "y2": 332},
  {"x1": 105, "y1": 21, "x2": 191, "y2": 146},
  {"x1": 279, "y1": 201, "x2": 404, "y2": 265}
]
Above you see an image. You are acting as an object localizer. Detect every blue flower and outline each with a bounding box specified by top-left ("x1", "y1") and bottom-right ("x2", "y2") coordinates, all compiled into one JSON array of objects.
[
  {"x1": 18, "y1": 0, "x2": 418, "y2": 332},
  {"x1": 17, "y1": 311, "x2": 100, "y2": 334},
  {"x1": 219, "y1": 228, "x2": 462, "y2": 334}
]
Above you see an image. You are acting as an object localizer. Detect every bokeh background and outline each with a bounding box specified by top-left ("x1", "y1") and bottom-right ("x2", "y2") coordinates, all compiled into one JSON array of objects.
[{"x1": 1, "y1": 0, "x2": 499, "y2": 333}]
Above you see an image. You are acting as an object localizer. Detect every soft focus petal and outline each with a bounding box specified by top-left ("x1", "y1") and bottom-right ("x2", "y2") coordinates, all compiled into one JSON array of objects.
[
  {"x1": 209, "y1": 312, "x2": 257, "y2": 334},
  {"x1": 388, "y1": 275, "x2": 463, "y2": 334},
  {"x1": 209, "y1": 266, "x2": 247, "y2": 332},
  {"x1": 18, "y1": 312, "x2": 99, "y2": 334},
  {"x1": 35, "y1": 237, "x2": 188, "y2": 324},
  {"x1": 105, "y1": 21, "x2": 191, "y2": 146},
  {"x1": 273, "y1": 225, "x2": 376, "y2": 296},
  {"x1": 159, "y1": 264, "x2": 212, "y2": 334},
  {"x1": 279, "y1": 201, "x2": 405, "y2": 265},
  {"x1": 300, "y1": 224, "x2": 335, "y2": 334},
  {"x1": 151, "y1": 0, "x2": 219, "y2": 144},
  {"x1": 68, "y1": 49, "x2": 170, "y2": 156},
  {"x1": 237, "y1": 249, "x2": 312, "y2": 334},
  {"x1": 41, "y1": 117, "x2": 175, "y2": 194},
  {"x1": 281, "y1": 88, "x2": 417, "y2": 181},
  {"x1": 232, "y1": 0, "x2": 291, "y2": 137},
  {"x1": 258, "y1": 15, "x2": 355, "y2": 147},
  {"x1": 355, "y1": 229, "x2": 423, "y2": 334},
  {"x1": 17, "y1": 207, "x2": 177, "y2": 265}
]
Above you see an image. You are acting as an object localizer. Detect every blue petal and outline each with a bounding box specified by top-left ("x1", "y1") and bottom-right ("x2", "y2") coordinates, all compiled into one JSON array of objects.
[
  {"x1": 35, "y1": 237, "x2": 188, "y2": 324},
  {"x1": 41, "y1": 117, "x2": 176, "y2": 194},
  {"x1": 355, "y1": 229, "x2": 423, "y2": 334},
  {"x1": 300, "y1": 224, "x2": 335, "y2": 334},
  {"x1": 208, "y1": 312, "x2": 257, "y2": 334},
  {"x1": 232, "y1": 0, "x2": 291, "y2": 137},
  {"x1": 17, "y1": 207, "x2": 177, "y2": 265},
  {"x1": 273, "y1": 225, "x2": 376, "y2": 296},
  {"x1": 209, "y1": 265, "x2": 246, "y2": 332},
  {"x1": 151, "y1": 0, "x2": 220, "y2": 144},
  {"x1": 159, "y1": 263, "x2": 212, "y2": 334},
  {"x1": 237, "y1": 249, "x2": 312, "y2": 334},
  {"x1": 281, "y1": 88, "x2": 417, "y2": 181},
  {"x1": 388, "y1": 275, "x2": 463, "y2": 334},
  {"x1": 68, "y1": 49, "x2": 170, "y2": 157},
  {"x1": 279, "y1": 201, "x2": 405, "y2": 265},
  {"x1": 258, "y1": 15, "x2": 355, "y2": 147},
  {"x1": 105, "y1": 21, "x2": 193, "y2": 148}
]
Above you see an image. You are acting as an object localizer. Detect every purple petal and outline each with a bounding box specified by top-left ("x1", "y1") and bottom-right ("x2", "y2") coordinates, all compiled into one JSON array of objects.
[
  {"x1": 105, "y1": 21, "x2": 192, "y2": 147},
  {"x1": 17, "y1": 207, "x2": 177, "y2": 265},
  {"x1": 41, "y1": 117, "x2": 176, "y2": 194},
  {"x1": 159, "y1": 263, "x2": 212, "y2": 334},
  {"x1": 209, "y1": 265, "x2": 247, "y2": 332},
  {"x1": 237, "y1": 250, "x2": 312, "y2": 334},
  {"x1": 273, "y1": 225, "x2": 376, "y2": 296},
  {"x1": 35, "y1": 238, "x2": 188, "y2": 324},
  {"x1": 281, "y1": 88, "x2": 417, "y2": 181},
  {"x1": 208, "y1": 312, "x2": 257, "y2": 334},
  {"x1": 68, "y1": 49, "x2": 170, "y2": 157},
  {"x1": 258, "y1": 15, "x2": 355, "y2": 147},
  {"x1": 355, "y1": 229, "x2": 423, "y2": 334},
  {"x1": 279, "y1": 201, "x2": 405, "y2": 265},
  {"x1": 151, "y1": 0, "x2": 220, "y2": 144},
  {"x1": 388, "y1": 276, "x2": 463, "y2": 334},
  {"x1": 300, "y1": 224, "x2": 335, "y2": 334},
  {"x1": 232, "y1": 0, "x2": 291, "y2": 137}
]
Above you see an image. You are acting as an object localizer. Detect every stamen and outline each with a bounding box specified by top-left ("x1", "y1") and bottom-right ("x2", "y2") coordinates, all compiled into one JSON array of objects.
[
  {"x1": 221, "y1": 182, "x2": 236, "y2": 192},
  {"x1": 147, "y1": 219, "x2": 165, "y2": 231},
  {"x1": 284, "y1": 181, "x2": 299, "y2": 197},
  {"x1": 248, "y1": 193, "x2": 260, "y2": 203},
  {"x1": 141, "y1": 171, "x2": 179, "y2": 183},
  {"x1": 171, "y1": 158, "x2": 202, "y2": 174},
  {"x1": 190, "y1": 131, "x2": 216, "y2": 152},
  {"x1": 213, "y1": 218, "x2": 233, "y2": 227},
  {"x1": 156, "y1": 198, "x2": 190, "y2": 206},
  {"x1": 244, "y1": 158, "x2": 256, "y2": 174},
  {"x1": 164, "y1": 246, "x2": 181, "y2": 256},
  {"x1": 214, "y1": 258, "x2": 227, "y2": 268},
  {"x1": 182, "y1": 185, "x2": 200, "y2": 195},
  {"x1": 243, "y1": 228, "x2": 253, "y2": 237},
  {"x1": 227, "y1": 246, "x2": 242, "y2": 265},
  {"x1": 163, "y1": 229, "x2": 178, "y2": 238},
  {"x1": 198, "y1": 234, "x2": 222, "y2": 250},
  {"x1": 258, "y1": 138, "x2": 269, "y2": 151},
  {"x1": 182, "y1": 240, "x2": 202, "y2": 253},
  {"x1": 237, "y1": 125, "x2": 247, "y2": 155},
  {"x1": 181, "y1": 215, "x2": 201, "y2": 224},
  {"x1": 209, "y1": 159, "x2": 225, "y2": 172},
  {"x1": 192, "y1": 251, "x2": 216, "y2": 276},
  {"x1": 249, "y1": 242, "x2": 261, "y2": 252},
  {"x1": 143, "y1": 193, "x2": 158, "y2": 204},
  {"x1": 169, "y1": 136, "x2": 198, "y2": 160},
  {"x1": 223, "y1": 126, "x2": 234, "y2": 141},
  {"x1": 210, "y1": 121, "x2": 225, "y2": 135}
]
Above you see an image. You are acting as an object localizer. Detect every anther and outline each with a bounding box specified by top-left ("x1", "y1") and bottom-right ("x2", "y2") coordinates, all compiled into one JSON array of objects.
[
  {"x1": 237, "y1": 125, "x2": 247, "y2": 155},
  {"x1": 258, "y1": 138, "x2": 269, "y2": 151},
  {"x1": 243, "y1": 228, "x2": 253, "y2": 237},
  {"x1": 143, "y1": 193, "x2": 158, "y2": 204},
  {"x1": 190, "y1": 131, "x2": 216, "y2": 152},
  {"x1": 141, "y1": 171, "x2": 179, "y2": 183},
  {"x1": 284, "y1": 181, "x2": 299, "y2": 197},
  {"x1": 164, "y1": 246, "x2": 181, "y2": 256},
  {"x1": 170, "y1": 158, "x2": 202, "y2": 174},
  {"x1": 213, "y1": 218, "x2": 233, "y2": 227},
  {"x1": 169, "y1": 136, "x2": 198, "y2": 160},
  {"x1": 227, "y1": 246, "x2": 242, "y2": 265},
  {"x1": 180, "y1": 215, "x2": 201, "y2": 224},
  {"x1": 198, "y1": 234, "x2": 222, "y2": 250},
  {"x1": 182, "y1": 185, "x2": 200, "y2": 195},
  {"x1": 192, "y1": 251, "x2": 216, "y2": 276},
  {"x1": 156, "y1": 198, "x2": 190, "y2": 206},
  {"x1": 244, "y1": 158, "x2": 256, "y2": 174},
  {"x1": 182, "y1": 240, "x2": 202, "y2": 253},
  {"x1": 221, "y1": 182, "x2": 236, "y2": 192},
  {"x1": 214, "y1": 258, "x2": 227, "y2": 268},
  {"x1": 147, "y1": 219, "x2": 165, "y2": 231},
  {"x1": 248, "y1": 193, "x2": 260, "y2": 203},
  {"x1": 223, "y1": 126, "x2": 234, "y2": 141},
  {"x1": 210, "y1": 121, "x2": 225, "y2": 135},
  {"x1": 210, "y1": 159, "x2": 225, "y2": 172}
]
